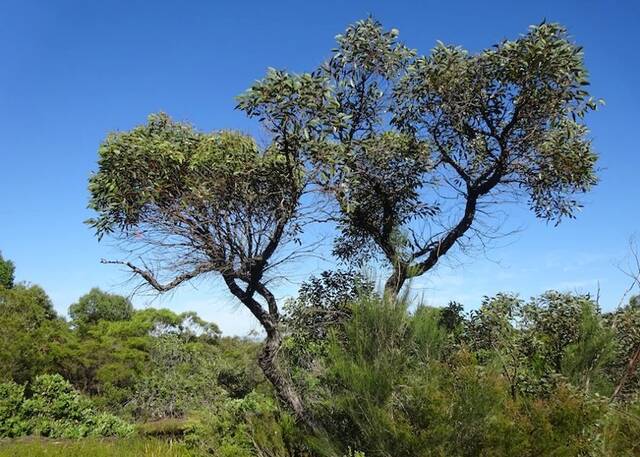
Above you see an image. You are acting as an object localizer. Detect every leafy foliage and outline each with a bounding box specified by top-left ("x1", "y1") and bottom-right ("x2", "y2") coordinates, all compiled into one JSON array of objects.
[
  {"x1": 303, "y1": 294, "x2": 637, "y2": 457},
  {"x1": 129, "y1": 334, "x2": 225, "y2": 420},
  {"x1": 240, "y1": 18, "x2": 600, "y2": 295},
  {"x1": 0, "y1": 252, "x2": 15, "y2": 289},
  {"x1": 0, "y1": 284, "x2": 70, "y2": 384},
  {"x1": 0, "y1": 374, "x2": 133, "y2": 439},
  {"x1": 60, "y1": 307, "x2": 221, "y2": 413},
  {"x1": 69, "y1": 288, "x2": 134, "y2": 329},
  {"x1": 0, "y1": 253, "x2": 639, "y2": 455}
]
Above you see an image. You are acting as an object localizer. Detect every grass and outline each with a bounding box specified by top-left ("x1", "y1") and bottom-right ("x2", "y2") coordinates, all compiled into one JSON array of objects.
[
  {"x1": 0, "y1": 437, "x2": 196, "y2": 457},
  {"x1": 137, "y1": 418, "x2": 199, "y2": 438}
]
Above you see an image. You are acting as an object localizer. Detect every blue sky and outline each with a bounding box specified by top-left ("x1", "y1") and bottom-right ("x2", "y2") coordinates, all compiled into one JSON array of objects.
[{"x1": 1, "y1": 0, "x2": 638, "y2": 336}]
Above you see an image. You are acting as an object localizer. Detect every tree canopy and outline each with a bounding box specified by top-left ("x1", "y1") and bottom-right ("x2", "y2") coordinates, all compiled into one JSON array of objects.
[
  {"x1": 69, "y1": 288, "x2": 134, "y2": 328},
  {"x1": 239, "y1": 19, "x2": 599, "y2": 294}
]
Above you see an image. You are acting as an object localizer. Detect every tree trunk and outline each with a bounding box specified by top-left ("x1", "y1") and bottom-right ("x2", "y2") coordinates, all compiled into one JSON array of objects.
[
  {"x1": 612, "y1": 343, "x2": 640, "y2": 400},
  {"x1": 384, "y1": 264, "x2": 407, "y2": 299},
  {"x1": 258, "y1": 327, "x2": 322, "y2": 434},
  {"x1": 223, "y1": 275, "x2": 321, "y2": 433}
]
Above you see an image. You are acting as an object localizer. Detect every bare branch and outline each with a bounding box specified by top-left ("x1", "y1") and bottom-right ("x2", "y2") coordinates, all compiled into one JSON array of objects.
[{"x1": 101, "y1": 259, "x2": 214, "y2": 293}]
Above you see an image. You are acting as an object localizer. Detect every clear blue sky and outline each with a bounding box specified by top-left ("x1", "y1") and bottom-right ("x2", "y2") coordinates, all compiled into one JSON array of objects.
[{"x1": 1, "y1": 0, "x2": 638, "y2": 335}]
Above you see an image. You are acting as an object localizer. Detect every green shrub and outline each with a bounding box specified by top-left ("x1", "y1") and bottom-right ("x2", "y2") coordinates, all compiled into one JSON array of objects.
[
  {"x1": 0, "y1": 374, "x2": 134, "y2": 439},
  {"x1": 600, "y1": 396, "x2": 640, "y2": 456},
  {"x1": 304, "y1": 294, "x2": 630, "y2": 457},
  {"x1": 91, "y1": 412, "x2": 136, "y2": 438},
  {"x1": 0, "y1": 381, "x2": 28, "y2": 437},
  {"x1": 180, "y1": 392, "x2": 312, "y2": 457},
  {"x1": 129, "y1": 335, "x2": 226, "y2": 420}
]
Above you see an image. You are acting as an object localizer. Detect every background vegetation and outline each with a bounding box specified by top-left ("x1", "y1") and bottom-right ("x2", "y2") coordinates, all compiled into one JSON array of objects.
[{"x1": 1, "y1": 252, "x2": 639, "y2": 456}]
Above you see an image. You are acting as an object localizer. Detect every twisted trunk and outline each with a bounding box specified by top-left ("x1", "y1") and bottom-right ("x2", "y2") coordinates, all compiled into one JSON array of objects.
[
  {"x1": 258, "y1": 328, "x2": 320, "y2": 433},
  {"x1": 384, "y1": 263, "x2": 408, "y2": 298},
  {"x1": 223, "y1": 274, "x2": 320, "y2": 433}
]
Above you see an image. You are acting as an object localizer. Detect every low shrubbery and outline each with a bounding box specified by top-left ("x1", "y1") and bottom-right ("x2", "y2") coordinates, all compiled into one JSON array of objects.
[
  {"x1": 283, "y1": 292, "x2": 640, "y2": 456},
  {"x1": 0, "y1": 374, "x2": 133, "y2": 439}
]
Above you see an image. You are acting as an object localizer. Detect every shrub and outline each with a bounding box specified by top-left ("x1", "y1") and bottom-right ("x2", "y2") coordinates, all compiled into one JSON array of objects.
[
  {"x1": 0, "y1": 381, "x2": 28, "y2": 437},
  {"x1": 0, "y1": 374, "x2": 134, "y2": 439},
  {"x1": 601, "y1": 395, "x2": 640, "y2": 456},
  {"x1": 129, "y1": 335, "x2": 225, "y2": 420},
  {"x1": 181, "y1": 392, "x2": 311, "y2": 457},
  {"x1": 305, "y1": 294, "x2": 628, "y2": 457}
]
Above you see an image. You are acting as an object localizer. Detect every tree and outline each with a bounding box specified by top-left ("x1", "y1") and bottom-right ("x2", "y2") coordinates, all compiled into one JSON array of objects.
[
  {"x1": 61, "y1": 306, "x2": 221, "y2": 406},
  {"x1": 240, "y1": 19, "x2": 599, "y2": 296},
  {"x1": 0, "y1": 252, "x2": 15, "y2": 289},
  {"x1": 0, "y1": 284, "x2": 69, "y2": 383},
  {"x1": 69, "y1": 288, "x2": 134, "y2": 329},
  {"x1": 87, "y1": 115, "x2": 318, "y2": 427},
  {"x1": 88, "y1": 18, "x2": 600, "y2": 427}
]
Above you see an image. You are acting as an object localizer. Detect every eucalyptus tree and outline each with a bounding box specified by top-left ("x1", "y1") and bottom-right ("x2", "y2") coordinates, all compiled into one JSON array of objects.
[
  {"x1": 87, "y1": 114, "x2": 322, "y2": 427},
  {"x1": 240, "y1": 19, "x2": 600, "y2": 295},
  {"x1": 88, "y1": 18, "x2": 600, "y2": 427}
]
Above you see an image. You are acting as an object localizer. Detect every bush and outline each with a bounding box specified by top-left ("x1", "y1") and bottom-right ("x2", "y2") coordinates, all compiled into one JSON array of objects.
[
  {"x1": 182, "y1": 392, "x2": 311, "y2": 457},
  {"x1": 129, "y1": 335, "x2": 225, "y2": 420},
  {"x1": 0, "y1": 374, "x2": 134, "y2": 439},
  {"x1": 303, "y1": 294, "x2": 633, "y2": 457},
  {"x1": 601, "y1": 396, "x2": 640, "y2": 456},
  {"x1": 0, "y1": 381, "x2": 28, "y2": 437}
]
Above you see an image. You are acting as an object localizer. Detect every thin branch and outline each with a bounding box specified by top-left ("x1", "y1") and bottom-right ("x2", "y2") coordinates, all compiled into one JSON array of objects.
[{"x1": 100, "y1": 259, "x2": 213, "y2": 292}]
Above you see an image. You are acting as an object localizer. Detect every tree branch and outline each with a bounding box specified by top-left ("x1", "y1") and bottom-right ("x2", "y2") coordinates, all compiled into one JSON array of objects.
[{"x1": 100, "y1": 259, "x2": 212, "y2": 292}]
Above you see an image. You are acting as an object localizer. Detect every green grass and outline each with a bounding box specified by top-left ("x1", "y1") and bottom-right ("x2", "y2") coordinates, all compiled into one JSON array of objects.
[
  {"x1": 137, "y1": 418, "x2": 199, "y2": 438},
  {"x1": 0, "y1": 437, "x2": 196, "y2": 457}
]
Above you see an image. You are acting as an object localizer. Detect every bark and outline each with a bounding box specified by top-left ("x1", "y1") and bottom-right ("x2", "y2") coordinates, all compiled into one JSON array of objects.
[
  {"x1": 223, "y1": 274, "x2": 321, "y2": 433},
  {"x1": 258, "y1": 328, "x2": 321, "y2": 433},
  {"x1": 384, "y1": 263, "x2": 408, "y2": 298}
]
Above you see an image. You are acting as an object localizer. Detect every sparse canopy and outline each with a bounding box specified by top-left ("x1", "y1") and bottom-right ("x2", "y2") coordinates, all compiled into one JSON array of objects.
[{"x1": 240, "y1": 19, "x2": 599, "y2": 294}]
